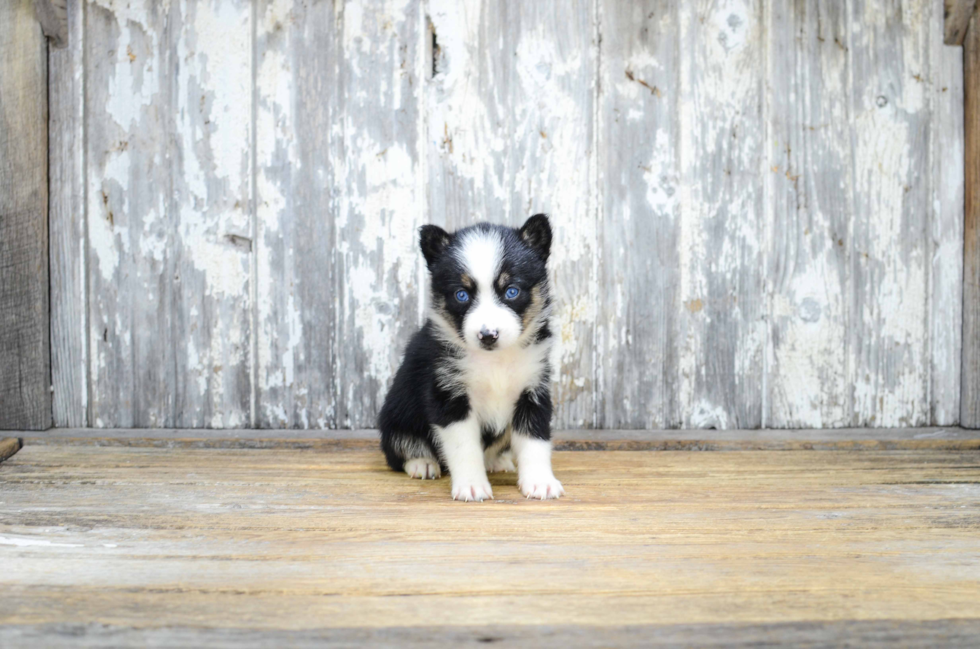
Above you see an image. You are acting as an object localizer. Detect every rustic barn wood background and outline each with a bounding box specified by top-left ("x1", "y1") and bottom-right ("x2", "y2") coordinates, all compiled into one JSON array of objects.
[{"x1": 47, "y1": 0, "x2": 966, "y2": 430}]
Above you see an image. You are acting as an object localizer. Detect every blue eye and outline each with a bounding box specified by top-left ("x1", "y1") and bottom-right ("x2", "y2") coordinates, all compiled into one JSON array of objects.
[
  {"x1": 505, "y1": 286, "x2": 520, "y2": 299},
  {"x1": 455, "y1": 290, "x2": 470, "y2": 303}
]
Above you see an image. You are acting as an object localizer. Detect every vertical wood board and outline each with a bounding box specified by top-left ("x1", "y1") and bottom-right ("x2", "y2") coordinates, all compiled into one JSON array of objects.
[
  {"x1": 847, "y1": 0, "x2": 932, "y2": 427},
  {"x1": 254, "y1": 0, "x2": 342, "y2": 429},
  {"x1": 674, "y1": 0, "x2": 767, "y2": 429},
  {"x1": 336, "y1": 0, "x2": 425, "y2": 428},
  {"x1": 963, "y1": 12, "x2": 980, "y2": 428},
  {"x1": 595, "y1": 0, "x2": 680, "y2": 428},
  {"x1": 0, "y1": 0, "x2": 51, "y2": 430},
  {"x1": 49, "y1": 0, "x2": 87, "y2": 427},
  {"x1": 766, "y1": 0, "x2": 851, "y2": 428},
  {"x1": 930, "y1": 0, "x2": 965, "y2": 426}
]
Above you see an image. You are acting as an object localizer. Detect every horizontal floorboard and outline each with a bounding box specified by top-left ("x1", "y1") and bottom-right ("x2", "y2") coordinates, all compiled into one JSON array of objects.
[
  {"x1": 1, "y1": 444, "x2": 979, "y2": 646},
  {"x1": 16, "y1": 427, "x2": 980, "y2": 452}
]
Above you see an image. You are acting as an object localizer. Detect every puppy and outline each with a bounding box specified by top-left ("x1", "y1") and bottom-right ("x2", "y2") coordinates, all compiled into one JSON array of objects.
[{"x1": 379, "y1": 214, "x2": 563, "y2": 501}]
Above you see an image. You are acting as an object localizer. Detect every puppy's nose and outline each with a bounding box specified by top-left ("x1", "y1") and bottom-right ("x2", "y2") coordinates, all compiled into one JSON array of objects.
[{"x1": 478, "y1": 326, "x2": 499, "y2": 348}]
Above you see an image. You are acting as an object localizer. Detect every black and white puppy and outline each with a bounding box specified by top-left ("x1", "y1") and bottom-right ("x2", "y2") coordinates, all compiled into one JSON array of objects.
[{"x1": 379, "y1": 214, "x2": 563, "y2": 501}]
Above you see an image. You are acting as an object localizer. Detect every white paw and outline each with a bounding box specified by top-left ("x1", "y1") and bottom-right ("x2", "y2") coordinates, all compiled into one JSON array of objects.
[
  {"x1": 518, "y1": 473, "x2": 564, "y2": 500},
  {"x1": 404, "y1": 457, "x2": 442, "y2": 480},
  {"x1": 485, "y1": 450, "x2": 516, "y2": 473},
  {"x1": 451, "y1": 478, "x2": 494, "y2": 502}
]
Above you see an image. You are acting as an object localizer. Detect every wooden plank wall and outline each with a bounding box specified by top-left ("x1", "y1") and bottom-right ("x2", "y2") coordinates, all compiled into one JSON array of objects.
[
  {"x1": 48, "y1": 0, "x2": 966, "y2": 430},
  {"x1": 0, "y1": 0, "x2": 51, "y2": 430}
]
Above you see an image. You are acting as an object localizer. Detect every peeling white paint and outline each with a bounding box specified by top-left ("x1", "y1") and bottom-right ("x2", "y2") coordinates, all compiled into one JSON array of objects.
[{"x1": 67, "y1": 0, "x2": 963, "y2": 430}]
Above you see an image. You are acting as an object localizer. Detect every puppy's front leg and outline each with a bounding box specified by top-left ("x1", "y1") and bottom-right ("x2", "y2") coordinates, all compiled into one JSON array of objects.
[
  {"x1": 435, "y1": 414, "x2": 493, "y2": 502},
  {"x1": 512, "y1": 386, "x2": 564, "y2": 500}
]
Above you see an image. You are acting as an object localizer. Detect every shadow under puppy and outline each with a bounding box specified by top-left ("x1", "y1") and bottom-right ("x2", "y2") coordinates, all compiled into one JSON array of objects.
[{"x1": 379, "y1": 214, "x2": 564, "y2": 501}]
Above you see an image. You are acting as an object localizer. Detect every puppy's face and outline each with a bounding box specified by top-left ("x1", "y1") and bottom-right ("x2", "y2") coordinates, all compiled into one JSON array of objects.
[{"x1": 421, "y1": 215, "x2": 552, "y2": 352}]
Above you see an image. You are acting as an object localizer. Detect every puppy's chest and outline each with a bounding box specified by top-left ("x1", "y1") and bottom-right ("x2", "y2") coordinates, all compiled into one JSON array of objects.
[{"x1": 458, "y1": 347, "x2": 547, "y2": 430}]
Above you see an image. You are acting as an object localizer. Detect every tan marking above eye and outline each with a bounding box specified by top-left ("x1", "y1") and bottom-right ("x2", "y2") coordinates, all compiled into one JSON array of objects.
[
  {"x1": 496, "y1": 272, "x2": 511, "y2": 289},
  {"x1": 460, "y1": 274, "x2": 475, "y2": 290}
]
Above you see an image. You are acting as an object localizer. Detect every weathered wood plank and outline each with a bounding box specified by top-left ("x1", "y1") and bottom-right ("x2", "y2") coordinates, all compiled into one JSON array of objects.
[
  {"x1": 86, "y1": 0, "x2": 253, "y2": 427},
  {"x1": 2, "y1": 446, "x2": 980, "y2": 630},
  {"x1": 595, "y1": 0, "x2": 679, "y2": 428},
  {"x1": 674, "y1": 0, "x2": 766, "y2": 429},
  {"x1": 335, "y1": 0, "x2": 426, "y2": 428},
  {"x1": 964, "y1": 13, "x2": 980, "y2": 428},
  {"x1": 49, "y1": 0, "x2": 87, "y2": 427},
  {"x1": 848, "y1": 0, "x2": 932, "y2": 427},
  {"x1": 931, "y1": 0, "x2": 966, "y2": 425},
  {"x1": 171, "y1": 0, "x2": 253, "y2": 427},
  {"x1": 85, "y1": 1, "x2": 175, "y2": 427},
  {"x1": 5, "y1": 619, "x2": 980, "y2": 649},
  {"x1": 427, "y1": 0, "x2": 596, "y2": 428},
  {"x1": 0, "y1": 0, "x2": 51, "y2": 431},
  {"x1": 944, "y1": 0, "x2": 977, "y2": 45},
  {"x1": 253, "y1": 0, "x2": 341, "y2": 429},
  {"x1": 16, "y1": 426, "x2": 980, "y2": 452},
  {"x1": 766, "y1": 1, "x2": 850, "y2": 428}
]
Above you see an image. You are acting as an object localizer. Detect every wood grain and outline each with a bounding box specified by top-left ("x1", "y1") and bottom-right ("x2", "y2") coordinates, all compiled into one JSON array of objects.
[
  {"x1": 253, "y1": 0, "x2": 341, "y2": 429},
  {"x1": 944, "y1": 0, "x2": 978, "y2": 45},
  {"x1": 49, "y1": 0, "x2": 87, "y2": 427},
  {"x1": 171, "y1": 0, "x2": 254, "y2": 427},
  {"x1": 596, "y1": 0, "x2": 680, "y2": 428},
  {"x1": 5, "y1": 619, "x2": 980, "y2": 648},
  {"x1": 336, "y1": 0, "x2": 425, "y2": 428},
  {"x1": 17, "y1": 427, "x2": 980, "y2": 452},
  {"x1": 848, "y1": 0, "x2": 932, "y2": 427},
  {"x1": 767, "y1": 0, "x2": 850, "y2": 428},
  {"x1": 931, "y1": 0, "x2": 966, "y2": 426},
  {"x1": 2, "y1": 445, "x2": 980, "y2": 635},
  {"x1": 964, "y1": 13, "x2": 980, "y2": 428},
  {"x1": 0, "y1": 0, "x2": 51, "y2": 431},
  {"x1": 677, "y1": 0, "x2": 766, "y2": 429}
]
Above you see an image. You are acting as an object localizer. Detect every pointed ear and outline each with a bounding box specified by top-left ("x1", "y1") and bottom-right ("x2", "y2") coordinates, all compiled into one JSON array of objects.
[
  {"x1": 519, "y1": 213, "x2": 552, "y2": 262},
  {"x1": 419, "y1": 224, "x2": 452, "y2": 269}
]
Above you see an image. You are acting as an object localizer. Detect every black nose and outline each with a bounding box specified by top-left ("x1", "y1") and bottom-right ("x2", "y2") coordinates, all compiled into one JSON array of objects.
[{"x1": 478, "y1": 327, "x2": 499, "y2": 348}]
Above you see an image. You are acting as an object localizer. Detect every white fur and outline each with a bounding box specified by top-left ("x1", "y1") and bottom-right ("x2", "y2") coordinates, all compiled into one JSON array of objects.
[
  {"x1": 434, "y1": 414, "x2": 493, "y2": 502},
  {"x1": 513, "y1": 435, "x2": 563, "y2": 500},
  {"x1": 459, "y1": 342, "x2": 550, "y2": 435},
  {"x1": 455, "y1": 230, "x2": 523, "y2": 350},
  {"x1": 404, "y1": 457, "x2": 441, "y2": 480}
]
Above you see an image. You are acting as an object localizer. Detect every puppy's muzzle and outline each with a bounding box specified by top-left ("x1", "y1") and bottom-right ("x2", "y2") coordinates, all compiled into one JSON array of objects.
[{"x1": 478, "y1": 326, "x2": 499, "y2": 349}]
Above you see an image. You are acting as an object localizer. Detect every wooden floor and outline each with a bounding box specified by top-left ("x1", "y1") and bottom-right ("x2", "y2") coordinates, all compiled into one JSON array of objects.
[{"x1": 2, "y1": 440, "x2": 980, "y2": 646}]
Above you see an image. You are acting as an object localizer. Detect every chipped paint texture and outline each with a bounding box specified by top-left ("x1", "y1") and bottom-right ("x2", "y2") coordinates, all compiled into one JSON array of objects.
[{"x1": 52, "y1": 0, "x2": 964, "y2": 429}]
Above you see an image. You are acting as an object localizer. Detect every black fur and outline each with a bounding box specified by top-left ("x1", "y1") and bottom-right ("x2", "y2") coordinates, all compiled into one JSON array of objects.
[
  {"x1": 378, "y1": 216, "x2": 554, "y2": 473},
  {"x1": 512, "y1": 382, "x2": 552, "y2": 441},
  {"x1": 426, "y1": 221, "x2": 550, "y2": 339}
]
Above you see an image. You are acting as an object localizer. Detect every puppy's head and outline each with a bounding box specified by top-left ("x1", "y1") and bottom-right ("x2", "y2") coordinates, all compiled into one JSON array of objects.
[{"x1": 421, "y1": 214, "x2": 552, "y2": 352}]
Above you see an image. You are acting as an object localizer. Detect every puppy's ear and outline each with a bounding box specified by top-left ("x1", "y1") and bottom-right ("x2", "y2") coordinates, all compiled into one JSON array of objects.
[
  {"x1": 519, "y1": 213, "x2": 552, "y2": 262},
  {"x1": 419, "y1": 224, "x2": 452, "y2": 269}
]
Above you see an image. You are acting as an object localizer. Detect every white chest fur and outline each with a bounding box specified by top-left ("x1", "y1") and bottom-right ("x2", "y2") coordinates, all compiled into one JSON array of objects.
[{"x1": 456, "y1": 341, "x2": 550, "y2": 433}]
